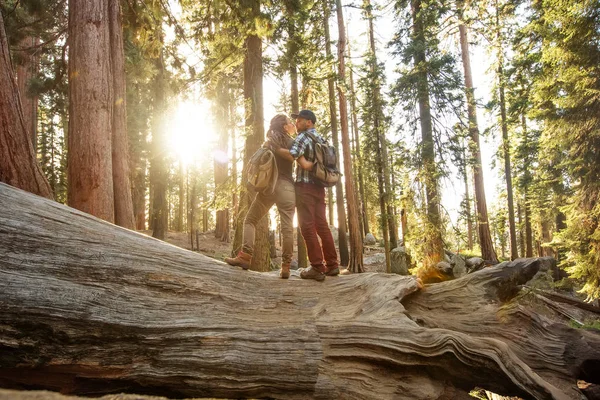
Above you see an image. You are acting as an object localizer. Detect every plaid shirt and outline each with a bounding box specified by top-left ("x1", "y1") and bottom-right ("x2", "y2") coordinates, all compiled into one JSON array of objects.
[{"x1": 289, "y1": 128, "x2": 324, "y2": 184}]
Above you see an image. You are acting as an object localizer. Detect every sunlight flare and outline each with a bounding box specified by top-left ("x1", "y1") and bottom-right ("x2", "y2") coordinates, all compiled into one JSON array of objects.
[{"x1": 169, "y1": 100, "x2": 215, "y2": 166}]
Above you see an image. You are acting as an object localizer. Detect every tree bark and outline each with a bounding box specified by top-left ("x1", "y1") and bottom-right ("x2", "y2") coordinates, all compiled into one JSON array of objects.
[
  {"x1": 109, "y1": 0, "x2": 136, "y2": 230},
  {"x1": 495, "y1": 23, "x2": 518, "y2": 260},
  {"x1": 323, "y1": 0, "x2": 350, "y2": 267},
  {"x1": 349, "y1": 76, "x2": 369, "y2": 237},
  {"x1": 214, "y1": 79, "x2": 229, "y2": 241},
  {"x1": 15, "y1": 36, "x2": 39, "y2": 150},
  {"x1": 335, "y1": 0, "x2": 363, "y2": 272},
  {"x1": 68, "y1": 0, "x2": 115, "y2": 222},
  {"x1": 0, "y1": 13, "x2": 52, "y2": 199},
  {"x1": 1, "y1": 182, "x2": 598, "y2": 400},
  {"x1": 457, "y1": 9, "x2": 498, "y2": 263},
  {"x1": 411, "y1": 0, "x2": 444, "y2": 266},
  {"x1": 462, "y1": 141, "x2": 474, "y2": 251},
  {"x1": 149, "y1": 50, "x2": 168, "y2": 241},
  {"x1": 365, "y1": 0, "x2": 397, "y2": 270}
]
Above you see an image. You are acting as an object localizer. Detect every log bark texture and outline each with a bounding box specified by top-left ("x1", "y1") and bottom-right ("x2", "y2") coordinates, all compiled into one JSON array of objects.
[{"x1": 0, "y1": 183, "x2": 599, "y2": 400}]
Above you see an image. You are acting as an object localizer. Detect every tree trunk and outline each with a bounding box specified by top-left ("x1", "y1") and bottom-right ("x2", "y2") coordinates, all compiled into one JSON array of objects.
[
  {"x1": 347, "y1": 40, "x2": 368, "y2": 239},
  {"x1": 458, "y1": 11, "x2": 498, "y2": 263},
  {"x1": 0, "y1": 13, "x2": 52, "y2": 199},
  {"x1": 178, "y1": 162, "x2": 185, "y2": 232},
  {"x1": 323, "y1": 0, "x2": 350, "y2": 267},
  {"x1": 525, "y1": 192, "x2": 533, "y2": 257},
  {"x1": 1, "y1": 182, "x2": 598, "y2": 400},
  {"x1": 67, "y1": 0, "x2": 115, "y2": 222},
  {"x1": 497, "y1": 63, "x2": 517, "y2": 260},
  {"x1": 411, "y1": 0, "x2": 444, "y2": 266},
  {"x1": 335, "y1": 0, "x2": 363, "y2": 272},
  {"x1": 365, "y1": 0, "x2": 396, "y2": 268},
  {"x1": 214, "y1": 79, "x2": 229, "y2": 241},
  {"x1": 233, "y1": 3, "x2": 269, "y2": 271},
  {"x1": 15, "y1": 36, "x2": 39, "y2": 150},
  {"x1": 462, "y1": 138, "x2": 474, "y2": 251},
  {"x1": 285, "y1": 19, "x2": 308, "y2": 268},
  {"x1": 189, "y1": 172, "x2": 196, "y2": 251},
  {"x1": 108, "y1": 0, "x2": 136, "y2": 230},
  {"x1": 132, "y1": 158, "x2": 146, "y2": 231},
  {"x1": 150, "y1": 50, "x2": 168, "y2": 240}
]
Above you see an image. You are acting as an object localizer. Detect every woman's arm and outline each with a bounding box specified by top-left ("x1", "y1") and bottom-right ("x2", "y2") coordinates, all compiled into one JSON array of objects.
[{"x1": 297, "y1": 156, "x2": 314, "y2": 171}]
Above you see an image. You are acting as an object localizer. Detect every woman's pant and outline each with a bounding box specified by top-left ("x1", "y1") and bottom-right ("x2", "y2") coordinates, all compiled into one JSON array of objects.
[{"x1": 243, "y1": 179, "x2": 296, "y2": 264}]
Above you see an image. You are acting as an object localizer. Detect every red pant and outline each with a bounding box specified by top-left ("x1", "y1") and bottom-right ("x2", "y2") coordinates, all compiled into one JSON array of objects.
[{"x1": 295, "y1": 182, "x2": 338, "y2": 271}]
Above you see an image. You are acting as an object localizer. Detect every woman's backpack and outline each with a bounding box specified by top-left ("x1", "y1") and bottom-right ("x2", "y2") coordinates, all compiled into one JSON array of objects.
[{"x1": 246, "y1": 147, "x2": 278, "y2": 195}]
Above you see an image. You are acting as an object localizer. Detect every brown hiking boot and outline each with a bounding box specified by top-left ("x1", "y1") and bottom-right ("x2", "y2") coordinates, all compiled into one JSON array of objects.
[
  {"x1": 280, "y1": 263, "x2": 291, "y2": 279},
  {"x1": 325, "y1": 266, "x2": 340, "y2": 276},
  {"x1": 224, "y1": 251, "x2": 252, "y2": 270},
  {"x1": 300, "y1": 266, "x2": 326, "y2": 281}
]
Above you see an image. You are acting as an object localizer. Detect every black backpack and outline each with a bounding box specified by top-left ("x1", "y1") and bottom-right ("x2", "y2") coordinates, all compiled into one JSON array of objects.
[{"x1": 306, "y1": 132, "x2": 341, "y2": 187}]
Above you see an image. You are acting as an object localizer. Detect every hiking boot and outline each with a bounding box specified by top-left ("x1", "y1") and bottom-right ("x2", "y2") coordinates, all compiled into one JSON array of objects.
[
  {"x1": 300, "y1": 266, "x2": 326, "y2": 281},
  {"x1": 325, "y1": 266, "x2": 340, "y2": 276},
  {"x1": 280, "y1": 263, "x2": 291, "y2": 279},
  {"x1": 224, "y1": 251, "x2": 252, "y2": 270}
]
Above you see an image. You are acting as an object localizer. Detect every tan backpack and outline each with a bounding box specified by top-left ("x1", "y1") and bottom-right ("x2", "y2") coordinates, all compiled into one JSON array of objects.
[{"x1": 246, "y1": 147, "x2": 278, "y2": 195}]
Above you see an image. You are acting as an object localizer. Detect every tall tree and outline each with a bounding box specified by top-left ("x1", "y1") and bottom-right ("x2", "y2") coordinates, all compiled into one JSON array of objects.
[
  {"x1": 335, "y1": 0, "x2": 363, "y2": 272},
  {"x1": 457, "y1": 0, "x2": 498, "y2": 262},
  {"x1": 531, "y1": 0, "x2": 600, "y2": 300},
  {"x1": 237, "y1": 0, "x2": 270, "y2": 271},
  {"x1": 347, "y1": 43, "x2": 369, "y2": 237},
  {"x1": 214, "y1": 79, "x2": 230, "y2": 242},
  {"x1": 361, "y1": 0, "x2": 399, "y2": 271},
  {"x1": 392, "y1": 0, "x2": 445, "y2": 266},
  {"x1": 109, "y1": 0, "x2": 135, "y2": 229},
  {"x1": 149, "y1": 47, "x2": 168, "y2": 240},
  {"x1": 67, "y1": 0, "x2": 115, "y2": 222},
  {"x1": 284, "y1": 0, "x2": 309, "y2": 268},
  {"x1": 15, "y1": 36, "x2": 39, "y2": 150},
  {"x1": 0, "y1": 11, "x2": 52, "y2": 199},
  {"x1": 323, "y1": 0, "x2": 350, "y2": 267}
]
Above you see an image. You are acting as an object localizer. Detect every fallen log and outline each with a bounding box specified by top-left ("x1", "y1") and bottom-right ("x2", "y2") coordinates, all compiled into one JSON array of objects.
[{"x1": 0, "y1": 182, "x2": 599, "y2": 400}]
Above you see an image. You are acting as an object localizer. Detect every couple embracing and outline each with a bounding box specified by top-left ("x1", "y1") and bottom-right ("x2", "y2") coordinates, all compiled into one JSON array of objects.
[{"x1": 225, "y1": 110, "x2": 339, "y2": 281}]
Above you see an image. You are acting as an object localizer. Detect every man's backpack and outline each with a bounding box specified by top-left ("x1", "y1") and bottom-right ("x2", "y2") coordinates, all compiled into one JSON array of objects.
[
  {"x1": 306, "y1": 132, "x2": 341, "y2": 187},
  {"x1": 246, "y1": 147, "x2": 278, "y2": 195}
]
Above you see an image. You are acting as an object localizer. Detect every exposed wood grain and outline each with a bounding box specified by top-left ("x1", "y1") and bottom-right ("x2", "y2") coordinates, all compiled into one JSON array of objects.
[{"x1": 0, "y1": 183, "x2": 598, "y2": 400}]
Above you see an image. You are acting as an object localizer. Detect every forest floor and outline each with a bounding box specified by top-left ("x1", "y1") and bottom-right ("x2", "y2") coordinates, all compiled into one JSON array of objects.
[{"x1": 139, "y1": 229, "x2": 388, "y2": 273}]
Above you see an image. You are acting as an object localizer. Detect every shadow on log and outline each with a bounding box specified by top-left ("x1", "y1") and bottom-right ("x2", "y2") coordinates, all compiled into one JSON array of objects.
[{"x1": 0, "y1": 182, "x2": 599, "y2": 400}]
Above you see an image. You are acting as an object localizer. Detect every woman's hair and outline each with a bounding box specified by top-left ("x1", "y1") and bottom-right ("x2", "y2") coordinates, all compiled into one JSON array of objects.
[
  {"x1": 267, "y1": 113, "x2": 293, "y2": 149},
  {"x1": 269, "y1": 113, "x2": 289, "y2": 133}
]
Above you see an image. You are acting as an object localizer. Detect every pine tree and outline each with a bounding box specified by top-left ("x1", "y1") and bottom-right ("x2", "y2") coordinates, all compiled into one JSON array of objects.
[
  {"x1": 391, "y1": 0, "x2": 463, "y2": 266},
  {"x1": 457, "y1": 0, "x2": 498, "y2": 263},
  {"x1": 531, "y1": 0, "x2": 600, "y2": 300},
  {"x1": 335, "y1": 0, "x2": 364, "y2": 272},
  {"x1": 0, "y1": 10, "x2": 52, "y2": 198}
]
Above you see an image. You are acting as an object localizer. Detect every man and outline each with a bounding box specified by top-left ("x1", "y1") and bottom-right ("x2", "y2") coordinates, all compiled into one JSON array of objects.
[{"x1": 275, "y1": 109, "x2": 339, "y2": 281}]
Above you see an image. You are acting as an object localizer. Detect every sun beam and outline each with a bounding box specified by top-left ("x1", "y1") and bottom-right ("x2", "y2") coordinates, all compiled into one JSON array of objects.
[{"x1": 169, "y1": 100, "x2": 215, "y2": 166}]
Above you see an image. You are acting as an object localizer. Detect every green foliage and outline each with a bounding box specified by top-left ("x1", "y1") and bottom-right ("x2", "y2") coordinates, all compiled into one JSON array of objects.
[{"x1": 529, "y1": 0, "x2": 600, "y2": 301}]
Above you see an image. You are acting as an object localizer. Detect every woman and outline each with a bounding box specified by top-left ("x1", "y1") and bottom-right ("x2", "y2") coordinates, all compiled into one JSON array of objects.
[{"x1": 225, "y1": 113, "x2": 307, "y2": 278}]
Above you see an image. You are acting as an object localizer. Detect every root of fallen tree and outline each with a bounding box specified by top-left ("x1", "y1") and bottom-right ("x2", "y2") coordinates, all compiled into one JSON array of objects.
[{"x1": 0, "y1": 182, "x2": 599, "y2": 400}]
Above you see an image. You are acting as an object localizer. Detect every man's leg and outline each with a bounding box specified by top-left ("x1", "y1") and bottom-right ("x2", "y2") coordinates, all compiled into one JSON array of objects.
[
  {"x1": 296, "y1": 184, "x2": 326, "y2": 280},
  {"x1": 314, "y1": 186, "x2": 339, "y2": 273}
]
